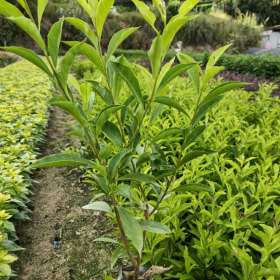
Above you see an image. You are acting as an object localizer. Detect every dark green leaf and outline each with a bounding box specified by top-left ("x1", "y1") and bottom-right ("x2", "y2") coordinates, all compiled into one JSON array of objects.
[
  {"x1": 103, "y1": 121, "x2": 123, "y2": 146},
  {"x1": 108, "y1": 150, "x2": 131, "y2": 180},
  {"x1": 119, "y1": 173, "x2": 156, "y2": 184},
  {"x1": 178, "y1": 150, "x2": 214, "y2": 168},
  {"x1": 153, "y1": 127, "x2": 183, "y2": 142},
  {"x1": 183, "y1": 125, "x2": 206, "y2": 148},
  {"x1": 154, "y1": 96, "x2": 188, "y2": 116},
  {"x1": 175, "y1": 183, "x2": 212, "y2": 193},
  {"x1": 88, "y1": 80, "x2": 113, "y2": 105},
  {"x1": 141, "y1": 220, "x2": 171, "y2": 234}
]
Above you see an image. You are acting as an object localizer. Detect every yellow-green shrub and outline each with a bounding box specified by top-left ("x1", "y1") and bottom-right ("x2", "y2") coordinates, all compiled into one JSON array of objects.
[{"x1": 0, "y1": 61, "x2": 51, "y2": 277}]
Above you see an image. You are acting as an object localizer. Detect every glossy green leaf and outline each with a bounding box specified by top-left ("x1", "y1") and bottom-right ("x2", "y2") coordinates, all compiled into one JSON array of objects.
[
  {"x1": 157, "y1": 63, "x2": 195, "y2": 92},
  {"x1": 154, "y1": 96, "x2": 188, "y2": 116},
  {"x1": 1, "y1": 46, "x2": 51, "y2": 76},
  {"x1": 47, "y1": 19, "x2": 64, "y2": 67},
  {"x1": 96, "y1": 105, "x2": 123, "y2": 136},
  {"x1": 37, "y1": 0, "x2": 48, "y2": 29},
  {"x1": 108, "y1": 150, "x2": 131, "y2": 180},
  {"x1": 31, "y1": 152, "x2": 93, "y2": 168},
  {"x1": 0, "y1": 0, "x2": 23, "y2": 17},
  {"x1": 103, "y1": 121, "x2": 123, "y2": 146},
  {"x1": 96, "y1": 0, "x2": 114, "y2": 38},
  {"x1": 178, "y1": 150, "x2": 214, "y2": 168},
  {"x1": 141, "y1": 220, "x2": 171, "y2": 234},
  {"x1": 118, "y1": 207, "x2": 143, "y2": 255},
  {"x1": 65, "y1": 17, "x2": 98, "y2": 48},
  {"x1": 8, "y1": 16, "x2": 46, "y2": 50},
  {"x1": 132, "y1": 0, "x2": 157, "y2": 31},
  {"x1": 106, "y1": 27, "x2": 138, "y2": 61},
  {"x1": 83, "y1": 201, "x2": 112, "y2": 212},
  {"x1": 119, "y1": 173, "x2": 156, "y2": 184},
  {"x1": 112, "y1": 62, "x2": 144, "y2": 107}
]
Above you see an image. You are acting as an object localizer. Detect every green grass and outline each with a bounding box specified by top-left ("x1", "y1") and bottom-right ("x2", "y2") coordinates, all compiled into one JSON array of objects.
[{"x1": 0, "y1": 61, "x2": 51, "y2": 277}]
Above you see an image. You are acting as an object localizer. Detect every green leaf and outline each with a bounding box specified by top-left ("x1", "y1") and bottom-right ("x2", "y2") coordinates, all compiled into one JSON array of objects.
[
  {"x1": 94, "y1": 237, "x2": 119, "y2": 244},
  {"x1": 154, "y1": 96, "x2": 188, "y2": 116},
  {"x1": 8, "y1": 16, "x2": 46, "y2": 50},
  {"x1": 96, "y1": 0, "x2": 114, "y2": 38},
  {"x1": 31, "y1": 152, "x2": 93, "y2": 169},
  {"x1": 179, "y1": 0, "x2": 200, "y2": 16},
  {"x1": 0, "y1": 264, "x2": 12, "y2": 277},
  {"x1": 96, "y1": 105, "x2": 124, "y2": 136},
  {"x1": 152, "y1": 0, "x2": 166, "y2": 25},
  {"x1": 17, "y1": 0, "x2": 33, "y2": 19},
  {"x1": 77, "y1": 0, "x2": 94, "y2": 19},
  {"x1": 51, "y1": 99, "x2": 88, "y2": 127},
  {"x1": 141, "y1": 220, "x2": 171, "y2": 234},
  {"x1": 178, "y1": 150, "x2": 214, "y2": 168},
  {"x1": 103, "y1": 121, "x2": 123, "y2": 146},
  {"x1": 119, "y1": 173, "x2": 156, "y2": 184},
  {"x1": 118, "y1": 207, "x2": 143, "y2": 255},
  {"x1": 65, "y1": 17, "x2": 98, "y2": 48},
  {"x1": 148, "y1": 35, "x2": 163, "y2": 77},
  {"x1": 157, "y1": 63, "x2": 195, "y2": 92},
  {"x1": 209, "y1": 81, "x2": 247, "y2": 97},
  {"x1": 207, "y1": 44, "x2": 231, "y2": 68},
  {"x1": 37, "y1": 0, "x2": 48, "y2": 29},
  {"x1": 108, "y1": 150, "x2": 131, "y2": 180},
  {"x1": 83, "y1": 201, "x2": 112, "y2": 212},
  {"x1": 106, "y1": 27, "x2": 138, "y2": 61},
  {"x1": 0, "y1": 0, "x2": 23, "y2": 17},
  {"x1": 1, "y1": 46, "x2": 51, "y2": 76},
  {"x1": 153, "y1": 128, "x2": 183, "y2": 142},
  {"x1": 132, "y1": 0, "x2": 157, "y2": 31},
  {"x1": 47, "y1": 19, "x2": 64, "y2": 67},
  {"x1": 175, "y1": 183, "x2": 212, "y2": 193},
  {"x1": 112, "y1": 62, "x2": 144, "y2": 107},
  {"x1": 65, "y1": 41, "x2": 105, "y2": 74},
  {"x1": 88, "y1": 80, "x2": 113, "y2": 105}
]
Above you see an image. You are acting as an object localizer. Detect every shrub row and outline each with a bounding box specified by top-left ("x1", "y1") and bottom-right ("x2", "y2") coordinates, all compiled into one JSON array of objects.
[{"x1": 0, "y1": 61, "x2": 51, "y2": 277}]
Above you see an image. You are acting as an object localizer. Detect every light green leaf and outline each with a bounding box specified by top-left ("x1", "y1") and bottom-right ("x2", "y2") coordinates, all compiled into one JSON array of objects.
[
  {"x1": 37, "y1": 0, "x2": 48, "y2": 29},
  {"x1": 8, "y1": 16, "x2": 46, "y2": 50},
  {"x1": 77, "y1": 0, "x2": 94, "y2": 19},
  {"x1": 179, "y1": 0, "x2": 200, "y2": 16},
  {"x1": 31, "y1": 152, "x2": 93, "y2": 169},
  {"x1": 118, "y1": 207, "x2": 143, "y2": 255},
  {"x1": 17, "y1": 0, "x2": 33, "y2": 19},
  {"x1": 0, "y1": 0, "x2": 23, "y2": 17},
  {"x1": 83, "y1": 201, "x2": 112, "y2": 212},
  {"x1": 106, "y1": 27, "x2": 138, "y2": 61},
  {"x1": 152, "y1": 0, "x2": 166, "y2": 25},
  {"x1": 141, "y1": 220, "x2": 171, "y2": 234},
  {"x1": 65, "y1": 17, "x2": 98, "y2": 48},
  {"x1": 96, "y1": 105, "x2": 124, "y2": 136},
  {"x1": 48, "y1": 19, "x2": 64, "y2": 67},
  {"x1": 148, "y1": 35, "x2": 163, "y2": 77},
  {"x1": 154, "y1": 96, "x2": 188, "y2": 116},
  {"x1": 1, "y1": 46, "x2": 51, "y2": 76},
  {"x1": 132, "y1": 0, "x2": 157, "y2": 31},
  {"x1": 96, "y1": 0, "x2": 114, "y2": 38},
  {"x1": 207, "y1": 44, "x2": 231, "y2": 68}
]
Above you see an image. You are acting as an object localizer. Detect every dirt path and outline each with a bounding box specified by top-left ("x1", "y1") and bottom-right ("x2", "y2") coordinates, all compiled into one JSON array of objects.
[{"x1": 15, "y1": 108, "x2": 111, "y2": 280}]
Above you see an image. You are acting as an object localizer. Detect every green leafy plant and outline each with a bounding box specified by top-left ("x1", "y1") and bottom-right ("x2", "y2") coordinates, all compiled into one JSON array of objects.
[{"x1": 0, "y1": 0, "x2": 245, "y2": 278}]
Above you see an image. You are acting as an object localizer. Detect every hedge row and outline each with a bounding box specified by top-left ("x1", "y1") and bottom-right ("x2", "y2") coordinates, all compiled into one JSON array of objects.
[{"x1": 0, "y1": 61, "x2": 51, "y2": 277}]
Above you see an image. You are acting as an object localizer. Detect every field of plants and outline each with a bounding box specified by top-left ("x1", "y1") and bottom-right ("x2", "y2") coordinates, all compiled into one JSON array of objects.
[{"x1": 0, "y1": 0, "x2": 280, "y2": 279}]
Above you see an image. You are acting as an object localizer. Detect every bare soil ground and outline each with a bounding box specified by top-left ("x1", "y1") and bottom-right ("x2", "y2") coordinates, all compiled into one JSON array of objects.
[{"x1": 14, "y1": 108, "x2": 112, "y2": 280}]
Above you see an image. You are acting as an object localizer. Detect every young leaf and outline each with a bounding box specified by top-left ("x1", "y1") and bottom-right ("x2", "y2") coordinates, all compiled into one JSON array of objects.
[
  {"x1": 96, "y1": 105, "x2": 124, "y2": 136},
  {"x1": 65, "y1": 17, "x2": 98, "y2": 48},
  {"x1": 118, "y1": 207, "x2": 143, "y2": 255},
  {"x1": 179, "y1": 0, "x2": 200, "y2": 16},
  {"x1": 96, "y1": 0, "x2": 114, "y2": 38},
  {"x1": 37, "y1": 0, "x2": 48, "y2": 29},
  {"x1": 108, "y1": 150, "x2": 131, "y2": 180},
  {"x1": 141, "y1": 220, "x2": 171, "y2": 234},
  {"x1": 206, "y1": 44, "x2": 231, "y2": 68},
  {"x1": 148, "y1": 35, "x2": 163, "y2": 77},
  {"x1": 154, "y1": 96, "x2": 188, "y2": 116},
  {"x1": 152, "y1": 0, "x2": 166, "y2": 25},
  {"x1": 0, "y1": 0, "x2": 23, "y2": 17},
  {"x1": 132, "y1": 0, "x2": 157, "y2": 31},
  {"x1": 103, "y1": 121, "x2": 123, "y2": 146},
  {"x1": 1, "y1": 46, "x2": 51, "y2": 76},
  {"x1": 106, "y1": 27, "x2": 138, "y2": 61},
  {"x1": 83, "y1": 201, "x2": 112, "y2": 213},
  {"x1": 112, "y1": 63, "x2": 144, "y2": 107},
  {"x1": 31, "y1": 152, "x2": 93, "y2": 169},
  {"x1": 8, "y1": 16, "x2": 46, "y2": 50},
  {"x1": 47, "y1": 19, "x2": 64, "y2": 67},
  {"x1": 17, "y1": 0, "x2": 33, "y2": 19},
  {"x1": 77, "y1": 0, "x2": 94, "y2": 19}
]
